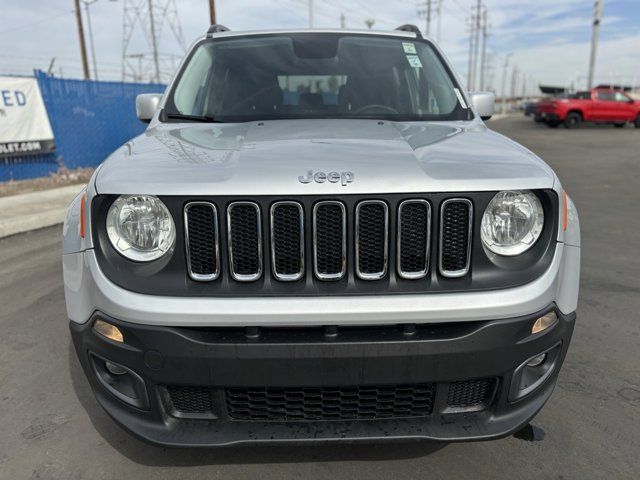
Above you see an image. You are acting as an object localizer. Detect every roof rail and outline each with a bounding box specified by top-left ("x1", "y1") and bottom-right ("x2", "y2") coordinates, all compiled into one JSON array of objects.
[
  {"x1": 207, "y1": 24, "x2": 230, "y2": 36},
  {"x1": 395, "y1": 24, "x2": 422, "y2": 38}
]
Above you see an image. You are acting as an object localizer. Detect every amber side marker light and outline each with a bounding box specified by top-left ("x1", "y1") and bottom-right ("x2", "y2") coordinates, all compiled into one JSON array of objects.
[
  {"x1": 80, "y1": 192, "x2": 87, "y2": 238},
  {"x1": 93, "y1": 319, "x2": 124, "y2": 343},
  {"x1": 532, "y1": 312, "x2": 557, "y2": 335}
]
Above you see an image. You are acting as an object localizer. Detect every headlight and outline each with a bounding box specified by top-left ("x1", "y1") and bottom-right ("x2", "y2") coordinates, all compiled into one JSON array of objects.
[
  {"x1": 106, "y1": 195, "x2": 175, "y2": 262},
  {"x1": 480, "y1": 190, "x2": 544, "y2": 256}
]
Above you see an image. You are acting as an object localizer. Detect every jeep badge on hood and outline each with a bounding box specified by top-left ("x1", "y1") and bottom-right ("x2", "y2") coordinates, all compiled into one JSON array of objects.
[{"x1": 298, "y1": 170, "x2": 354, "y2": 186}]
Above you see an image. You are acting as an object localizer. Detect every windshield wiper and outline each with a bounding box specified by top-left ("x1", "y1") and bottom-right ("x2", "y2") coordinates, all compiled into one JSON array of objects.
[{"x1": 165, "y1": 113, "x2": 224, "y2": 123}]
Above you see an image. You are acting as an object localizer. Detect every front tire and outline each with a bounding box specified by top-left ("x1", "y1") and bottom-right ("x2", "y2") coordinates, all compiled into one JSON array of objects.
[{"x1": 564, "y1": 112, "x2": 582, "y2": 129}]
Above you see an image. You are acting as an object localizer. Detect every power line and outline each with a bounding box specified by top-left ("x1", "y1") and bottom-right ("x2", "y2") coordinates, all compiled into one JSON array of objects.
[{"x1": 0, "y1": 11, "x2": 70, "y2": 35}]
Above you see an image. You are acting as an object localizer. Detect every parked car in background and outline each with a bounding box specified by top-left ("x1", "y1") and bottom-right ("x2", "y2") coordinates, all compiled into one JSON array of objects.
[
  {"x1": 523, "y1": 100, "x2": 538, "y2": 117},
  {"x1": 537, "y1": 89, "x2": 640, "y2": 128}
]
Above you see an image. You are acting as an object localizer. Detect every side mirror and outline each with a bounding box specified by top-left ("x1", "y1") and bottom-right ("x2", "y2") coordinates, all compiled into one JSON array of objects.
[
  {"x1": 470, "y1": 91, "x2": 495, "y2": 121},
  {"x1": 136, "y1": 93, "x2": 162, "y2": 123}
]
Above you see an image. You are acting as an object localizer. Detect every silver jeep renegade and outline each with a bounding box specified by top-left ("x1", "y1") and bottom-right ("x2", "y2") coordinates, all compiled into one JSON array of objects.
[{"x1": 62, "y1": 25, "x2": 580, "y2": 446}]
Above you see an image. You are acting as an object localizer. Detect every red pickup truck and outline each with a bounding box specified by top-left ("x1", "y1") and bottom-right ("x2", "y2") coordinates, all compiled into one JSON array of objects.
[{"x1": 536, "y1": 89, "x2": 640, "y2": 128}]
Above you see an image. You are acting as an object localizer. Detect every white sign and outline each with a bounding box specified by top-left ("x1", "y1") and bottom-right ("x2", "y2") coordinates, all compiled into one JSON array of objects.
[{"x1": 0, "y1": 76, "x2": 55, "y2": 157}]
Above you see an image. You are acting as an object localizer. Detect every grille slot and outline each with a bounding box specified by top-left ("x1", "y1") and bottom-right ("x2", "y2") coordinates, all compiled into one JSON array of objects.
[
  {"x1": 270, "y1": 202, "x2": 304, "y2": 281},
  {"x1": 184, "y1": 202, "x2": 220, "y2": 281},
  {"x1": 439, "y1": 199, "x2": 473, "y2": 277},
  {"x1": 166, "y1": 385, "x2": 213, "y2": 416},
  {"x1": 227, "y1": 202, "x2": 262, "y2": 282},
  {"x1": 355, "y1": 200, "x2": 389, "y2": 280},
  {"x1": 226, "y1": 383, "x2": 436, "y2": 422},
  {"x1": 397, "y1": 200, "x2": 431, "y2": 279},
  {"x1": 446, "y1": 378, "x2": 496, "y2": 412},
  {"x1": 313, "y1": 201, "x2": 347, "y2": 280}
]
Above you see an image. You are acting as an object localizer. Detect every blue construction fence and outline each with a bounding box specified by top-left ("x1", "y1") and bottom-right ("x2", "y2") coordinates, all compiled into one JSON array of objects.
[{"x1": 1, "y1": 70, "x2": 165, "y2": 182}]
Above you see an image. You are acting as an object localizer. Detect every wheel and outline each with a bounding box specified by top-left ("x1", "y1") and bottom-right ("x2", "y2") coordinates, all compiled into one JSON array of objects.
[
  {"x1": 564, "y1": 112, "x2": 582, "y2": 128},
  {"x1": 614, "y1": 122, "x2": 625, "y2": 128}
]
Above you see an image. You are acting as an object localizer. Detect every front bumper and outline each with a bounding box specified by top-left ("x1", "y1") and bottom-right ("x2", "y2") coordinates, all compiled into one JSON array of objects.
[{"x1": 70, "y1": 306, "x2": 575, "y2": 446}]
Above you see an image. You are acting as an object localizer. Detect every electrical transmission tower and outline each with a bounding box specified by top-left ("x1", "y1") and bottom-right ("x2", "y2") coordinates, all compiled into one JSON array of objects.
[{"x1": 121, "y1": 0, "x2": 186, "y2": 84}]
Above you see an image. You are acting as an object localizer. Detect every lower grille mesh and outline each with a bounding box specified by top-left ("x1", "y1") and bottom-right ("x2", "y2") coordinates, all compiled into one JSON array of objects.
[
  {"x1": 166, "y1": 385, "x2": 213, "y2": 414},
  {"x1": 164, "y1": 378, "x2": 498, "y2": 420},
  {"x1": 446, "y1": 379, "x2": 496, "y2": 410},
  {"x1": 226, "y1": 384, "x2": 436, "y2": 421}
]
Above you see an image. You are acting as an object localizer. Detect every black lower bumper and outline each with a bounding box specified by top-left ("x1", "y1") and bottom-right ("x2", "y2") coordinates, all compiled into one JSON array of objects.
[{"x1": 70, "y1": 306, "x2": 575, "y2": 447}]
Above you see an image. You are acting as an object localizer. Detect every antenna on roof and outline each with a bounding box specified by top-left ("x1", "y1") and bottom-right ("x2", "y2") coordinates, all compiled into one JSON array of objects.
[
  {"x1": 207, "y1": 24, "x2": 230, "y2": 36},
  {"x1": 395, "y1": 24, "x2": 423, "y2": 38}
]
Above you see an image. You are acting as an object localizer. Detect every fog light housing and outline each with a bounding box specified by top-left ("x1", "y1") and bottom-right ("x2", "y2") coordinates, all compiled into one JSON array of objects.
[
  {"x1": 532, "y1": 312, "x2": 557, "y2": 335},
  {"x1": 89, "y1": 353, "x2": 149, "y2": 409},
  {"x1": 93, "y1": 319, "x2": 124, "y2": 343},
  {"x1": 105, "y1": 361, "x2": 128, "y2": 376},
  {"x1": 526, "y1": 353, "x2": 547, "y2": 367},
  {"x1": 509, "y1": 343, "x2": 562, "y2": 402}
]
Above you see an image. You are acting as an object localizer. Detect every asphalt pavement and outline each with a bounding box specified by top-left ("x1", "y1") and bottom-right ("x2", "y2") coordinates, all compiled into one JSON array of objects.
[{"x1": 0, "y1": 115, "x2": 639, "y2": 479}]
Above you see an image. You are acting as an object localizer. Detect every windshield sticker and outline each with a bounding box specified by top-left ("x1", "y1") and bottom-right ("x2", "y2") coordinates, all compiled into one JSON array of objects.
[
  {"x1": 406, "y1": 55, "x2": 423, "y2": 68},
  {"x1": 454, "y1": 88, "x2": 468, "y2": 109},
  {"x1": 402, "y1": 42, "x2": 417, "y2": 54}
]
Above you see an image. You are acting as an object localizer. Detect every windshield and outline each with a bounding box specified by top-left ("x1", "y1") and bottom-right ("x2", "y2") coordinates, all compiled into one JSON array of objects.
[{"x1": 164, "y1": 33, "x2": 470, "y2": 122}]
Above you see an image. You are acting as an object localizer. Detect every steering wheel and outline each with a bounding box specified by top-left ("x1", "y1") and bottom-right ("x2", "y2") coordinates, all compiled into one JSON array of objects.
[{"x1": 353, "y1": 104, "x2": 400, "y2": 115}]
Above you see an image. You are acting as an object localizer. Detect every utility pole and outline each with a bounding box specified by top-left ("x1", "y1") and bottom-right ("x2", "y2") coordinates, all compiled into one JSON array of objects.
[
  {"x1": 82, "y1": 0, "x2": 99, "y2": 80},
  {"x1": 148, "y1": 0, "x2": 161, "y2": 83},
  {"x1": 471, "y1": 0, "x2": 482, "y2": 91},
  {"x1": 309, "y1": 0, "x2": 314, "y2": 28},
  {"x1": 208, "y1": 0, "x2": 216, "y2": 24},
  {"x1": 501, "y1": 53, "x2": 512, "y2": 114},
  {"x1": 510, "y1": 64, "x2": 518, "y2": 102},
  {"x1": 417, "y1": 1, "x2": 433, "y2": 37},
  {"x1": 340, "y1": 13, "x2": 346, "y2": 28},
  {"x1": 479, "y1": 8, "x2": 488, "y2": 90},
  {"x1": 73, "y1": 0, "x2": 90, "y2": 80},
  {"x1": 587, "y1": 0, "x2": 603, "y2": 89},
  {"x1": 437, "y1": 0, "x2": 442, "y2": 42},
  {"x1": 467, "y1": 13, "x2": 476, "y2": 90}
]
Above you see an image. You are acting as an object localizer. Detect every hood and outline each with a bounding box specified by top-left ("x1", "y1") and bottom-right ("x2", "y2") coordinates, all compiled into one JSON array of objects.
[{"x1": 96, "y1": 119, "x2": 555, "y2": 196}]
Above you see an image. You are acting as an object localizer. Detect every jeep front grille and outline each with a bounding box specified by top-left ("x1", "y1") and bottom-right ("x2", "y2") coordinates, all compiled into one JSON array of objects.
[
  {"x1": 397, "y1": 200, "x2": 431, "y2": 279},
  {"x1": 227, "y1": 202, "x2": 262, "y2": 282},
  {"x1": 313, "y1": 201, "x2": 347, "y2": 280},
  {"x1": 270, "y1": 201, "x2": 304, "y2": 281},
  {"x1": 183, "y1": 197, "x2": 474, "y2": 284},
  {"x1": 439, "y1": 199, "x2": 473, "y2": 277},
  {"x1": 355, "y1": 200, "x2": 389, "y2": 280},
  {"x1": 184, "y1": 202, "x2": 220, "y2": 281}
]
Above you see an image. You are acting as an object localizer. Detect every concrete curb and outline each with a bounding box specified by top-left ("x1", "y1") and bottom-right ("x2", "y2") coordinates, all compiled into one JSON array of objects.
[{"x1": 0, "y1": 184, "x2": 86, "y2": 239}]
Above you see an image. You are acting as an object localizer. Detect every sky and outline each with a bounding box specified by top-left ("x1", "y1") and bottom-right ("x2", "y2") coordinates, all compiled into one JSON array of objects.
[{"x1": 1, "y1": 0, "x2": 639, "y2": 96}]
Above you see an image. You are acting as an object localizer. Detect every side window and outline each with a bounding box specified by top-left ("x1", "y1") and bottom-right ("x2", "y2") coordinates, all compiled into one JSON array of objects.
[
  {"x1": 597, "y1": 91, "x2": 615, "y2": 101},
  {"x1": 614, "y1": 92, "x2": 630, "y2": 102}
]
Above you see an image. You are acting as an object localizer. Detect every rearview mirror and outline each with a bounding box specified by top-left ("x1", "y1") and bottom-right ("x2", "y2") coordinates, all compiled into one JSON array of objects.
[
  {"x1": 470, "y1": 91, "x2": 495, "y2": 121},
  {"x1": 136, "y1": 93, "x2": 162, "y2": 123}
]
